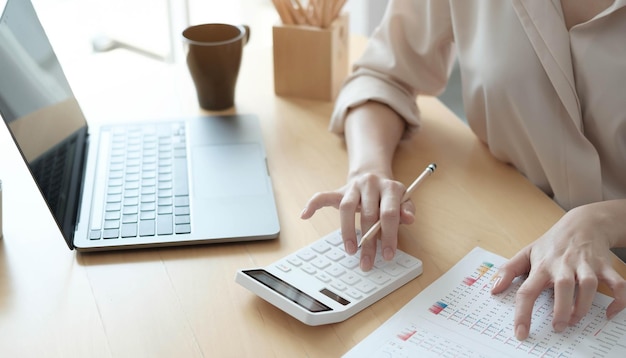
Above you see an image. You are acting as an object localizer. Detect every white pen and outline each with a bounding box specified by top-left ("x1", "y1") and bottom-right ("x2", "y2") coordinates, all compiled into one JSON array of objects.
[{"x1": 357, "y1": 163, "x2": 437, "y2": 248}]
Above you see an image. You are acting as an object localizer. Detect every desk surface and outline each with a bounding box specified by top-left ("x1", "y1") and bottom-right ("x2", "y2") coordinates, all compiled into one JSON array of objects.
[{"x1": 1, "y1": 37, "x2": 625, "y2": 358}]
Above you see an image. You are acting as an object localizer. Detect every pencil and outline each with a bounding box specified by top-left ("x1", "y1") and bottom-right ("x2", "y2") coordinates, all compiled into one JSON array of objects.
[{"x1": 357, "y1": 163, "x2": 437, "y2": 248}]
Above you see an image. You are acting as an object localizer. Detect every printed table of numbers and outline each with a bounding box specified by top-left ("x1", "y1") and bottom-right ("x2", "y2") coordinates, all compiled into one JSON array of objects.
[{"x1": 343, "y1": 247, "x2": 626, "y2": 358}]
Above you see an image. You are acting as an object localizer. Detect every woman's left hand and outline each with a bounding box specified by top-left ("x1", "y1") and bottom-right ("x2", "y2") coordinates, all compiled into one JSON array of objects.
[{"x1": 491, "y1": 200, "x2": 626, "y2": 340}]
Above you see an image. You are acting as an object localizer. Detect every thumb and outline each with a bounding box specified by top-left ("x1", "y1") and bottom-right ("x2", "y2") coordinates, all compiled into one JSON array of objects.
[
  {"x1": 300, "y1": 192, "x2": 343, "y2": 219},
  {"x1": 399, "y1": 200, "x2": 416, "y2": 225},
  {"x1": 491, "y1": 248, "x2": 532, "y2": 294}
]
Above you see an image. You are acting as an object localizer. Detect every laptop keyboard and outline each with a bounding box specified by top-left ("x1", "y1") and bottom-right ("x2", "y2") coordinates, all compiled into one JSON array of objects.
[{"x1": 89, "y1": 122, "x2": 191, "y2": 240}]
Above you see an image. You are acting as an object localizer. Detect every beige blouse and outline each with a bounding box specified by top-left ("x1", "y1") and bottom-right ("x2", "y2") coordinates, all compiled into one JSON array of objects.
[{"x1": 330, "y1": 0, "x2": 626, "y2": 211}]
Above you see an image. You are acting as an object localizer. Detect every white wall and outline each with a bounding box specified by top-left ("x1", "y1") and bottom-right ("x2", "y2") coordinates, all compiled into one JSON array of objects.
[{"x1": 345, "y1": 0, "x2": 389, "y2": 36}]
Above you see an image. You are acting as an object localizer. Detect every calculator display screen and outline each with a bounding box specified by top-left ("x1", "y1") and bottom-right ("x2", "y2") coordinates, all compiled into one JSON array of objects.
[{"x1": 244, "y1": 269, "x2": 332, "y2": 313}]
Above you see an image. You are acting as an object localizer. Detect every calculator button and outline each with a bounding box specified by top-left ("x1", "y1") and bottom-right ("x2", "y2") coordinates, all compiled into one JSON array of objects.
[
  {"x1": 340, "y1": 256, "x2": 360, "y2": 269},
  {"x1": 382, "y1": 262, "x2": 404, "y2": 276},
  {"x1": 287, "y1": 257, "x2": 303, "y2": 267},
  {"x1": 340, "y1": 273, "x2": 361, "y2": 286},
  {"x1": 316, "y1": 273, "x2": 332, "y2": 283},
  {"x1": 311, "y1": 257, "x2": 331, "y2": 269},
  {"x1": 325, "y1": 233, "x2": 343, "y2": 246},
  {"x1": 331, "y1": 281, "x2": 347, "y2": 291},
  {"x1": 345, "y1": 288, "x2": 363, "y2": 300},
  {"x1": 355, "y1": 267, "x2": 373, "y2": 277},
  {"x1": 297, "y1": 250, "x2": 317, "y2": 262},
  {"x1": 369, "y1": 272, "x2": 392, "y2": 285},
  {"x1": 311, "y1": 241, "x2": 331, "y2": 254},
  {"x1": 355, "y1": 281, "x2": 377, "y2": 294},
  {"x1": 396, "y1": 253, "x2": 420, "y2": 268},
  {"x1": 276, "y1": 263, "x2": 291, "y2": 272},
  {"x1": 327, "y1": 265, "x2": 346, "y2": 278},
  {"x1": 301, "y1": 264, "x2": 317, "y2": 275},
  {"x1": 373, "y1": 256, "x2": 388, "y2": 268},
  {"x1": 326, "y1": 250, "x2": 346, "y2": 262}
]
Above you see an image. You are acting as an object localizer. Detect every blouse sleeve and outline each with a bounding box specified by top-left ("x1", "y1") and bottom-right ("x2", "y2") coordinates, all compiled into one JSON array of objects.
[{"x1": 329, "y1": 0, "x2": 455, "y2": 137}]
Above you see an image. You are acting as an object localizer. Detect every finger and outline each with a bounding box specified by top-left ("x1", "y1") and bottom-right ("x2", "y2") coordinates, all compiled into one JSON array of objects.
[
  {"x1": 378, "y1": 181, "x2": 405, "y2": 261},
  {"x1": 359, "y1": 233, "x2": 377, "y2": 271},
  {"x1": 358, "y1": 182, "x2": 381, "y2": 267},
  {"x1": 358, "y1": 177, "x2": 381, "y2": 238},
  {"x1": 491, "y1": 249, "x2": 531, "y2": 294},
  {"x1": 600, "y1": 267, "x2": 626, "y2": 320},
  {"x1": 399, "y1": 200, "x2": 416, "y2": 225},
  {"x1": 300, "y1": 192, "x2": 344, "y2": 219},
  {"x1": 514, "y1": 272, "x2": 549, "y2": 340},
  {"x1": 569, "y1": 265, "x2": 598, "y2": 325},
  {"x1": 339, "y1": 187, "x2": 361, "y2": 255},
  {"x1": 552, "y1": 269, "x2": 576, "y2": 332}
]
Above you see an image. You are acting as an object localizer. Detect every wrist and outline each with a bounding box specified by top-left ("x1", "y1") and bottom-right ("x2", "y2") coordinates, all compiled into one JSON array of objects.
[{"x1": 347, "y1": 165, "x2": 394, "y2": 181}]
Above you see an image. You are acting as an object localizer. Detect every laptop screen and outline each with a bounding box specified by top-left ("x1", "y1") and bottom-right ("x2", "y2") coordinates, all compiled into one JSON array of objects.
[{"x1": 0, "y1": 0, "x2": 88, "y2": 248}]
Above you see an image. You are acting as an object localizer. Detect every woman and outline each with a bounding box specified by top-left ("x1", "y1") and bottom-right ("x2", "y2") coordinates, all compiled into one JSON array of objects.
[{"x1": 300, "y1": 0, "x2": 626, "y2": 341}]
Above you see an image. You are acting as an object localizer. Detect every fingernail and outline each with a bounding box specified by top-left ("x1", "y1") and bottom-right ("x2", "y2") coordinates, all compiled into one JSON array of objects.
[
  {"x1": 360, "y1": 256, "x2": 371, "y2": 271},
  {"x1": 607, "y1": 311, "x2": 616, "y2": 320},
  {"x1": 299, "y1": 208, "x2": 307, "y2": 218},
  {"x1": 554, "y1": 322, "x2": 567, "y2": 332},
  {"x1": 515, "y1": 324, "x2": 527, "y2": 340},
  {"x1": 383, "y1": 248, "x2": 394, "y2": 260},
  {"x1": 491, "y1": 276, "x2": 501, "y2": 291},
  {"x1": 345, "y1": 241, "x2": 356, "y2": 255}
]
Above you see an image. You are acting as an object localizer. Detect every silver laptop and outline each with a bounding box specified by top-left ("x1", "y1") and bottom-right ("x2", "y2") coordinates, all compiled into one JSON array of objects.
[{"x1": 0, "y1": 0, "x2": 280, "y2": 251}]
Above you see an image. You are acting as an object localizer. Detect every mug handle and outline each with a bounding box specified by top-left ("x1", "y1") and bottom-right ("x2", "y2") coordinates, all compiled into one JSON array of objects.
[{"x1": 243, "y1": 25, "x2": 251, "y2": 45}]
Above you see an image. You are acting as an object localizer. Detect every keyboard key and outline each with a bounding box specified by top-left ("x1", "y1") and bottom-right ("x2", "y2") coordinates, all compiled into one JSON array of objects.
[
  {"x1": 139, "y1": 220, "x2": 155, "y2": 236},
  {"x1": 121, "y1": 223, "x2": 137, "y2": 238},
  {"x1": 122, "y1": 214, "x2": 138, "y2": 223},
  {"x1": 157, "y1": 214, "x2": 173, "y2": 235},
  {"x1": 105, "y1": 211, "x2": 121, "y2": 220},
  {"x1": 139, "y1": 211, "x2": 155, "y2": 220},
  {"x1": 123, "y1": 197, "x2": 139, "y2": 206},
  {"x1": 174, "y1": 206, "x2": 190, "y2": 216},
  {"x1": 158, "y1": 197, "x2": 173, "y2": 206},
  {"x1": 103, "y1": 229, "x2": 119, "y2": 239},
  {"x1": 175, "y1": 215, "x2": 190, "y2": 225},
  {"x1": 175, "y1": 224, "x2": 191, "y2": 234},
  {"x1": 158, "y1": 206, "x2": 173, "y2": 215},
  {"x1": 174, "y1": 196, "x2": 189, "y2": 207},
  {"x1": 104, "y1": 220, "x2": 119, "y2": 229}
]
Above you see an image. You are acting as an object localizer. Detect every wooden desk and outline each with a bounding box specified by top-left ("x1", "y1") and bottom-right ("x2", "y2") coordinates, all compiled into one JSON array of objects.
[{"x1": 1, "y1": 37, "x2": 624, "y2": 358}]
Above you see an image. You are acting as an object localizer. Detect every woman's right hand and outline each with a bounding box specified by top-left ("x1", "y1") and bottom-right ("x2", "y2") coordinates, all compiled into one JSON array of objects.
[
  {"x1": 300, "y1": 171, "x2": 416, "y2": 271},
  {"x1": 301, "y1": 101, "x2": 410, "y2": 271}
]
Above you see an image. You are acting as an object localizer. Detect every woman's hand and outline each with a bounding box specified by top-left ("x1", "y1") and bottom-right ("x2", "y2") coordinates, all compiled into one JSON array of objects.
[
  {"x1": 301, "y1": 101, "x2": 409, "y2": 271},
  {"x1": 491, "y1": 200, "x2": 626, "y2": 340},
  {"x1": 300, "y1": 172, "x2": 416, "y2": 271}
]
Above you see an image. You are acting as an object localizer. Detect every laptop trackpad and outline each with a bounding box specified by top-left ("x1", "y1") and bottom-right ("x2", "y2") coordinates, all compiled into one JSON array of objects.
[{"x1": 191, "y1": 144, "x2": 268, "y2": 198}]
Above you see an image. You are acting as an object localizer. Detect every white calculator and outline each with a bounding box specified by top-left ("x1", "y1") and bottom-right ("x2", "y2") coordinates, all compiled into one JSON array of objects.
[{"x1": 235, "y1": 229, "x2": 423, "y2": 326}]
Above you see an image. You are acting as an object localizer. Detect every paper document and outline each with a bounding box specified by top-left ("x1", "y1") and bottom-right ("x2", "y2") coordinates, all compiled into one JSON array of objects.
[{"x1": 344, "y1": 247, "x2": 626, "y2": 358}]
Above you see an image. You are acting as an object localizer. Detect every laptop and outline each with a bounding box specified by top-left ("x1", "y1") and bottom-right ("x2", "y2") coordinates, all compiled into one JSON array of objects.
[{"x1": 0, "y1": 0, "x2": 280, "y2": 251}]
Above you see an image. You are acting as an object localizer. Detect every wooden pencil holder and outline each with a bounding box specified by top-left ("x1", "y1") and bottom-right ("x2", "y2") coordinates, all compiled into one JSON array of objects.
[{"x1": 272, "y1": 14, "x2": 349, "y2": 101}]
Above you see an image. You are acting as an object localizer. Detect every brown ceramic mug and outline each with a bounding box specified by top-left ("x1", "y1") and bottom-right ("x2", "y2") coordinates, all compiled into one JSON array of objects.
[{"x1": 182, "y1": 23, "x2": 250, "y2": 111}]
